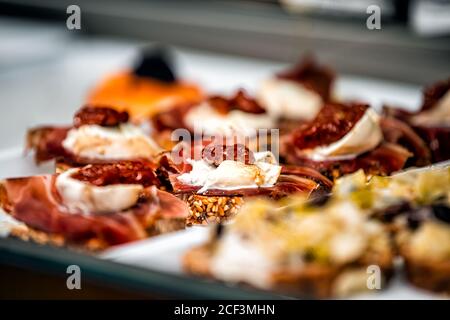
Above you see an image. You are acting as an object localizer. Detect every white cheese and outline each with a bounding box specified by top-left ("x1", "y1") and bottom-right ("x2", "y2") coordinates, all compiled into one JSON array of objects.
[
  {"x1": 301, "y1": 108, "x2": 382, "y2": 161},
  {"x1": 329, "y1": 232, "x2": 367, "y2": 265},
  {"x1": 258, "y1": 78, "x2": 323, "y2": 121},
  {"x1": 409, "y1": 222, "x2": 450, "y2": 262},
  {"x1": 177, "y1": 151, "x2": 282, "y2": 193},
  {"x1": 211, "y1": 232, "x2": 275, "y2": 289},
  {"x1": 184, "y1": 102, "x2": 275, "y2": 136},
  {"x1": 55, "y1": 168, "x2": 143, "y2": 214},
  {"x1": 0, "y1": 208, "x2": 27, "y2": 238},
  {"x1": 62, "y1": 123, "x2": 162, "y2": 160},
  {"x1": 411, "y1": 90, "x2": 450, "y2": 127}
]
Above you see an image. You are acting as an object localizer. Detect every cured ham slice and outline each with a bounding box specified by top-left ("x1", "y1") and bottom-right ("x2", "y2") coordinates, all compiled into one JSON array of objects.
[
  {"x1": 70, "y1": 161, "x2": 161, "y2": 187},
  {"x1": 383, "y1": 105, "x2": 450, "y2": 163},
  {"x1": 277, "y1": 55, "x2": 335, "y2": 102},
  {"x1": 73, "y1": 106, "x2": 130, "y2": 128},
  {"x1": 170, "y1": 142, "x2": 332, "y2": 199},
  {"x1": 258, "y1": 56, "x2": 335, "y2": 134},
  {"x1": 152, "y1": 89, "x2": 267, "y2": 133},
  {"x1": 26, "y1": 126, "x2": 71, "y2": 163},
  {"x1": 169, "y1": 165, "x2": 332, "y2": 198},
  {"x1": 281, "y1": 101, "x2": 412, "y2": 178},
  {"x1": 380, "y1": 117, "x2": 431, "y2": 166},
  {"x1": 208, "y1": 90, "x2": 266, "y2": 114},
  {"x1": 152, "y1": 102, "x2": 193, "y2": 132},
  {"x1": 280, "y1": 165, "x2": 333, "y2": 189},
  {"x1": 414, "y1": 126, "x2": 450, "y2": 163},
  {"x1": 383, "y1": 79, "x2": 450, "y2": 163},
  {"x1": 26, "y1": 107, "x2": 131, "y2": 163},
  {"x1": 172, "y1": 147, "x2": 332, "y2": 224},
  {"x1": 422, "y1": 78, "x2": 450, "y2": 112},
  {"x1": 26, "y1": 106, "x2": 162, "y2": 165},
  {"x1": 0, "y1": 172, "x2": 188, "y2": 247},
  {"x1": 291, "y1": 102, "x2": 368, "y2": 150},
  {"x1": 285, "y1": 143, "x2": 411, "y2": 179}
]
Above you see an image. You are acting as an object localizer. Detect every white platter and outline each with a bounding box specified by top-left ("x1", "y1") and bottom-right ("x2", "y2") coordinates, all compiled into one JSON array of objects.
[
  {"x1": 0, "y1": 39, "x2": 443, "y2": 299},
  {"x1": 0, "y1": 148, "x2": 441, "y2": 300},
  {"x1": 100, "y1": 227, "x2": 439, "y2": 300}
]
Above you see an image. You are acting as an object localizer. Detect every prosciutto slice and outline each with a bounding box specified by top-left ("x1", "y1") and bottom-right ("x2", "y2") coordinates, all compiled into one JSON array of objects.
[
  {"x1": 285, "y1": 143, "x2": 411, "y2": 179},
  {"x1": 413, "y1": 126, "x2": 450, "y2": 163},
  {"x1": 152, "y1": 89, "x2": 267, "y2": 132},
  {"x1": 281, "y1": 165, "x2": 333, "y2": 189},
  {"x1": 26, "y1": 124, "x2": 180, "y2": 188},
  {"x1": 290, "y1": 102, "x2": 368, "y2": 150},
  {"x1": 383, "y1": 106, "x2": 450, "y2": 163},
  {"x1": 380, "y1": 117, "x2": 431, "y2": 166},
  {"x1": 277, "y1": 55, "x2": 335, "y2": 102},
  {"x1": 26, "y1": 126, "x2": 71, "y2": 163},
  {"x1": 26, "y1": 106, "x2": 133, "y2": 164},
  {"x1": 26, "y1": 125, "x2": 159, "y2": 166},
  {"x1": 152, "y1": 102, "x2": 193, "y2": 132},
  {"x1": 0, "y1": 175, "x2": 187, "y2": 246},
  {"x1": 382, "y1": 79, "x2": 450, "y2": 163},
  {"x1": 169, "y1": 165, "x2": 332, "y2": 199},
  {"x1": 281, "y1": 101, "x2": 413, "y2": 178}
]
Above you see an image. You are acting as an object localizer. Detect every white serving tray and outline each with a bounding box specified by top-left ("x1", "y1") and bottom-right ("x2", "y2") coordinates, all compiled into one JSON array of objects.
[
  {"x1": 0, "y1": 148, "x2": 441, "y2": 300},
  {"x1": 100, "y1": 227, "x2": 439, "y2": 300},
  {"x1": 0, "y1": 40, "x2": 444, "y2": 299}
]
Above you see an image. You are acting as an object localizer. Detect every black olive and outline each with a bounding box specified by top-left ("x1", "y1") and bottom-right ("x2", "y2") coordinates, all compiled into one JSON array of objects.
[
  {"x1": 308, "y1": 192, "x2": 331, "y2": 207},
  {"x1": 133, "y1": 48, "x2": 176, "y2": 83},
  {"x1": 214, "y1": 223, "x2": 224, "y2": 239},
  {"x1": 303, "y1": 250, "x2": 315, "y2": 262},
  {"x1": 432, "y1": 204, "x2": 450, "y2": 224},
  {"x1": 379, "y1": 202, "x2": 411, "y2": 223},
  {"x1": 407, "y1": 207, "x2": 433, "y2": 230}
]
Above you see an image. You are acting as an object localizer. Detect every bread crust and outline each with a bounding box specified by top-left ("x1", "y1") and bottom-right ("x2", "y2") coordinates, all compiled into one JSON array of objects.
[
  {"x1": 1, "y1": 191, "x2": 186, "y2": 251},
  {"x1": 55, "y1": 158, "x2": 75, "y2": 173},
  {"x1": 6, "y1": 216, "x2": 186, "y2": 252},
  {"x1": 182, "y1": 244, "x2": 214, "y2": 277},
  {"x1": 180, "y1": 194, "x2": 244, "y2": 225},
  {"x1": 8, "y1": 224, "x2": 108, "y2": 252},
  {"x1": 183, "y1": 244, "x2": 394, "y2": 298},
  {"x1": 400, "y1": 246, "x2": 450, "y2": 295}
]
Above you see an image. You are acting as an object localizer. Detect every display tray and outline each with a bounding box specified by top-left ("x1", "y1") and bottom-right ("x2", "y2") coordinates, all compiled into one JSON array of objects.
[
  {"x1": 0, "y1": 54, "x2": 444, "y2": 299},
  {"x1": 0, "y1": 148, "x2": 441, "y2": 300}
]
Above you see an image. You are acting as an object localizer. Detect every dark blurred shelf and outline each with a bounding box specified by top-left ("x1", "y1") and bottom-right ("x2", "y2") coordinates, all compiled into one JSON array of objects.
[
  {"x1": 1, "y1": 0, "x2": 449, "y2": 83},
  {"x1": 0, "y1": 238, "x2": 282, "y2": 299},
  {"x1": 0, "y1": 264, "x2": 155, "y2": 299}
]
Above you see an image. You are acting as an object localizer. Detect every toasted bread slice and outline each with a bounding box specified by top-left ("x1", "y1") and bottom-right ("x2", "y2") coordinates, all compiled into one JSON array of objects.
[
  {"x1": 55, "y1": 158, "x2": 75, "y2": 173},
  {"x1": 3, "y1": 210, "x2": 186, "y2": 252},
  {"x1": 400, "y1": 246, "x2": 450, "y2": 295},
  {"x1": 180, "y1": 194, "x2": 244, "y2": 225},
  {"x1": 183, "y1": 243, "x2": 394, "y2": 298}
]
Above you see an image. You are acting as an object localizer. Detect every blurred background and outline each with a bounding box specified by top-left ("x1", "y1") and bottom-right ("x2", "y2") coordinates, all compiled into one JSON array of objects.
[
  {"x1": 0, "y1": 0, "x2": 449, "y2": 299},
  {"x1": 0, "y1": 0, "x2": 449, "y2": 148}
]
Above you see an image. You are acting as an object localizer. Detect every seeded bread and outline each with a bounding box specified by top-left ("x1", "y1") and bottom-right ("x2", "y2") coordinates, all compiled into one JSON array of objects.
[
  {"x1": 181, "y1": 194, "x2": 244, "y2": 225},
  {"x1": 400, "y1": 247, "x2": 450, "y2": 294},
  {"x1": 4, "y1": 213, "x2": 186, "y2": 252},
  {"x1": 183, "y1": 243, "x2": 394, "y2": 298}
]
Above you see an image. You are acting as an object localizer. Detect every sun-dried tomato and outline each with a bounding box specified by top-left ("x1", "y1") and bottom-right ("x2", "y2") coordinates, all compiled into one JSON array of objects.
[
  {"x1": 292, "y1": 102, "x2": 368, "y2": 150},
  {"x1": 277, "y1": 56, "x2": 335, "y2": 101},
  {"x1": 202, "y1": 143, "x2": 255, "y2": 166},
  {"x1": 421, "y1": 78, "x2": 450, "y2": 112},
  {"x1": 71, "y1": 161, "x2": 159, "y2": 187},
  {"x1": 208, "y1": 89, "x2": 265, "y2": 114},
  {"x1": 73, "y1": 106, "x2": 129, "y2": 128}
]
